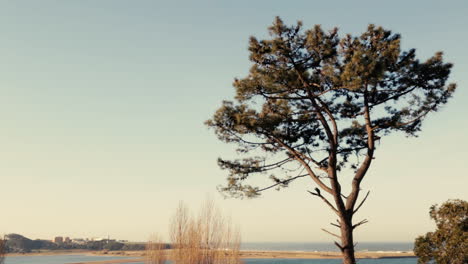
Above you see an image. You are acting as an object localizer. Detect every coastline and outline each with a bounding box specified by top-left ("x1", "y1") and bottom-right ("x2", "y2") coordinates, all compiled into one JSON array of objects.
[
  {"x1": 239, "y1": 250, "x2": 415, "y2": 259},
  {"x1": 7, "y1": 249, "x2": 415, "y2": 262}
]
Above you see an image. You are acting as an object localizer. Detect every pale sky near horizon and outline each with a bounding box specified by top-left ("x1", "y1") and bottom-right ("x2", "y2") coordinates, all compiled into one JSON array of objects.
[{"x1": 1, "y1": 0, "x2": 467, "y2": 243}]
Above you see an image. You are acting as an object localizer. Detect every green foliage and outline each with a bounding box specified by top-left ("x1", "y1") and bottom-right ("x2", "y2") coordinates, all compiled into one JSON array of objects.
[
  {"x1": 0, "y1": 237, "x2": 5, "y2": 264},
  {"x1": 4, "y1": 233, "x2": 146, "y2": 252},
  {"x1": 206, "y1": 17, "x2": 455, "y2": 198},
  {"x1": 121, "y1": 243, "x2": 147, "y2": 251},
  {"x1": 103, "y1": 241, "x2": 124, "y2": 251},
  {"x1": 5, "y1": 234, "x2": 37, "y2": 253},
  {"x1": 414, "y1": 199, "x2": 467, "y2": 264}
]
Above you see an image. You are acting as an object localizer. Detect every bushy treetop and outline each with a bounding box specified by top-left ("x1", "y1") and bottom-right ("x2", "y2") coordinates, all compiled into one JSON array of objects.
[
  {"x1": 414, "y1": 199, "x2": 467, "y2": 264},
  {"x1": 206, "y1": 17, "x2": 455, "y2": 198}
]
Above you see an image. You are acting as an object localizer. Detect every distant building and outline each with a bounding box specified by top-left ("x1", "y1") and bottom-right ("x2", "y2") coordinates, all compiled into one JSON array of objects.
[
  {"x1": 53, "y1": 236, "x2": 63, "y2": 244},
  {"x1": 89, "y1": 237, "x2": 107, "y2": 242},
  {"x1": 72, "y1": 238, "x2": 86, "y2": 244},
  {"x1": 64, "y1": 237, "x2": 71, "y2": 243}
]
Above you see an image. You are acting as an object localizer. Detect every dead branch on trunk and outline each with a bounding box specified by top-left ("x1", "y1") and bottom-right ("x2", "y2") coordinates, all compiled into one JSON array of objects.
[
  {"x1": 334, "y1": 241, "x2": 344, "y2": 252},
  {"x1": 321, "y1": 228, "x2": 341, "y2": 239},
  {"x1": 308, "y1": 189, "x2": 338, "y2": 214},
  {"x1": 352, "y1": 219, "x2": 369, "y2": 229},
  {"x1": 353, "y1": 191, "x2": 370, "y2": 214}
]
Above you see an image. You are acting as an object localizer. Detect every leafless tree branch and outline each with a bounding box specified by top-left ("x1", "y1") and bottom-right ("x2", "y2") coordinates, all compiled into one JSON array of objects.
[
  {"x1": 353, "y1": 190, "x2": 370, "y2": 214},
  {"x1": 321, "y1": 228, "x2": 341, "y2": 239},
  {"x1": 308, "y1": 188, "x2": 338, "y2": 214},
  {"x1": 330, "y1": 222, "x2": 341, "y2": 228},
  {"x1": 352, "y1": 219, "x2": 369, "y2": 229}
]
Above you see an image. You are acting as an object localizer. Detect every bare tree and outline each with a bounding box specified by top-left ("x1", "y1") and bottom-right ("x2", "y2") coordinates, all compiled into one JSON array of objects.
[
  {"x1": 170, "y1": 201, "x2": 190, "y2": 263},
  {"x1": 169, "y1": 200, "x2": 242, "y2": 264}
]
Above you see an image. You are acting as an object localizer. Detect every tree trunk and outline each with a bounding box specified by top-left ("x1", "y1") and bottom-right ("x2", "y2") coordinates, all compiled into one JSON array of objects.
[{"x1": 340, "y1": 215, "x2": 356, "y2": 264}]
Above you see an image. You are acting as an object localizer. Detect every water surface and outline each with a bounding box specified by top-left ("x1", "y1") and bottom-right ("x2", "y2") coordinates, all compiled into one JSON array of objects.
[
  {"x1": 241, "y1": 242, "x2": 413, "y2": 252},
  {"x1": 4, "y1": 255, "x2": 417, "y2": 264},
  {"x1": 5, "y1": 254, "x2": 132, "y2": 264},
  {"x1": 244, "y1": 258, "x2": 416, "y2": 264}
]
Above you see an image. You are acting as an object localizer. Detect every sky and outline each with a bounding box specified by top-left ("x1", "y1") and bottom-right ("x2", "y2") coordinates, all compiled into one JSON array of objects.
[{"x1": 0, "y1": 0, "x2": 467, "y2": 243}]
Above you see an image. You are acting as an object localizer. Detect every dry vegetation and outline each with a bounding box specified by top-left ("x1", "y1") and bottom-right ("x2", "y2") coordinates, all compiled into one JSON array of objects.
[
  {"x1": 170, "y1": 200, "x2": 242, "y2": 264},
  {"x1": 156, "y1": 200, "x2": 242, "y2": 264},
  {"x1": 146, "y1": 234, "x2": 166, "y2": 264}
]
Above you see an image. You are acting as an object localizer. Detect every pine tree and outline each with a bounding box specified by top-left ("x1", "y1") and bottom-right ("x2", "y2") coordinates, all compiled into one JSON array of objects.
[{"x1": 206, "y1": 17, "x2": 456, "y2": 264}]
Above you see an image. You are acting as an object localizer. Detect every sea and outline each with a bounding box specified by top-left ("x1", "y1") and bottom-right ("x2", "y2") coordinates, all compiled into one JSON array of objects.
[
  {"x1": 5, "y1": 242, "x2": 417, "y2": 264},
  {"x1": 241, "y1": 242, "x2": 414, "y2": 252}
]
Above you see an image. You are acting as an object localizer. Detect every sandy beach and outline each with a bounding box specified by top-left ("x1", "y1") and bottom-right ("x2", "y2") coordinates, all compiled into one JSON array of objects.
[{"x1": 239, "y1": 250, "x2": 415, "y2": 259}]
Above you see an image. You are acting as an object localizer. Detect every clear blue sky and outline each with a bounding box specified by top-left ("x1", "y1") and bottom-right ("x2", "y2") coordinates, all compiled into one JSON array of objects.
[{"x1": 1, "y1": 0, "x2": 467, "y2": 242}]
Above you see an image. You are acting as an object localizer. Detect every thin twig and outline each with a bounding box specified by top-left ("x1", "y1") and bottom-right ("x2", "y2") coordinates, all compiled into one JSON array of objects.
[
  {"x1": 352, "y1": 219, "x2": 369, "y2": 229},
  {"x1": 308, "y1": 189, "x2": 338, "y2": 214},
  {"x1": 353, "y1": 190, "x2": 370, "y2": 214},
  {"x1": 256, "y1": 174, "x2": 309, "y2": 193},
  {"x1": 321, "y1": 228, "x2": 341, "y2": 239}
]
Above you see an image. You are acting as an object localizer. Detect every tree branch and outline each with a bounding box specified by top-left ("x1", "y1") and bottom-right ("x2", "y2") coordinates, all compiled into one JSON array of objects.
[
  {"x1": 316, "y1": 97, "x2": 338, "y2": 145},
  {"x1": 346, "y1": 89, "x2": 375, "y2": 211},
  {"x1": 308, "y1": 189, "x2": 338, "y2": 214},
  {"x1": 256, "y1": 173, "x2": 309, "y2": 193},
  {"x1": 372, "y1": 106, "x2": 435, "y2": 132},
  {"x1": 259, "y1": 92, "x2": 309, "y2": 101},
  {"x1": 334, "y1": 241, "x2": 344, "y2": 252},
  {"x1": 352, "y1": 219, "x2": 369, "y2": 229},
  {"x1": 353, "y1": 190, "x2": 370, "y2": 214},
  {"x1": 267, "y1": 134, "x2": 333, "y2": 194},
  {"x1": 225, "y1": 130, "x2": 272, "y2": 146},
  {"x1": 369, "y1": 85, "x2": 418, "y2": 108},
  {"x1": 321, "y1": 228, "x2": 341, "y2": 239}
]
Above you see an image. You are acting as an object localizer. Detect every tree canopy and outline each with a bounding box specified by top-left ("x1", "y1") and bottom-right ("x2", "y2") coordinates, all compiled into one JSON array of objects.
[
  {"x1": 414, "y1": 199, "x2": 467, "y2": 264},
  {"x1": 206, "y1": 17, "x2": 455, "y2": 264},
  {"x1": 207, "y1": 17, "x2": 455, "y2": 199}
]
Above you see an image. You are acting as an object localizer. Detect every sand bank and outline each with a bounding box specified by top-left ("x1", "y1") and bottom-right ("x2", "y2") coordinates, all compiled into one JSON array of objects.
[
  {"x1": 240, "y1": 250, "x2": 415, "y2": 259},
  {"x1": 65, "y1": 250, "x2": 415, "y2": 264}
]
